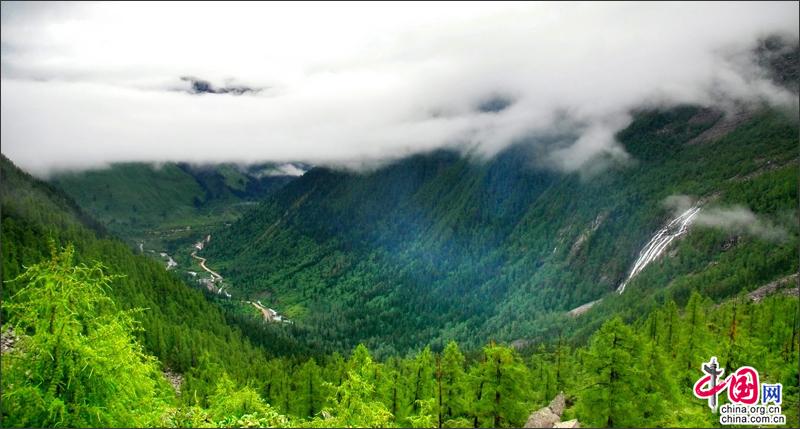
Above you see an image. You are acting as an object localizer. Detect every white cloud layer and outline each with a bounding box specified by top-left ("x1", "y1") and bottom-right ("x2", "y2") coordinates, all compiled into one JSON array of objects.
[
  {"x1": 664, "y1": 195, "x2": 789, "y2": 242},
  {"x1": 1, "y1": 1, "x2": 797, "y2": 175}
]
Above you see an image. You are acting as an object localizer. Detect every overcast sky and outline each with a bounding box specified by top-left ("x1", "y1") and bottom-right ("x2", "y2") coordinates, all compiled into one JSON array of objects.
[{"x1": 1, "y1": 1, "x2": 797, "y2": 175}]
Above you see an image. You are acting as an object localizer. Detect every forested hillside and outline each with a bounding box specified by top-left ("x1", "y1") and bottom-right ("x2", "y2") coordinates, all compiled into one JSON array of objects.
[
  {"x1": 49, "y1": 162, "x2": 304, "y2": 247},
  {"x1": 2, "y1": 3, "x2": 798, "y2": 427},
  {"x1": 205, "y1": 105, "x2": 799, "y2": 353},
  {"x1": 0, "y1": 155, "x2": 313, "y2": 413},
  {"x1": 3, "y1": 243, "x2": 797, "y2": 427},
  {"x1": 3, "y1": 94, "x2": 798, "y2": 429},
  {"x1": 6, "y1": 101, "x2": 795, "y2": 428}
]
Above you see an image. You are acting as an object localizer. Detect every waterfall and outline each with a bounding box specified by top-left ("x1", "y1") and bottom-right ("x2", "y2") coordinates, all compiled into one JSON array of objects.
[{"x1": 617, "y1": 205, "x2": 700, "y2": 294}]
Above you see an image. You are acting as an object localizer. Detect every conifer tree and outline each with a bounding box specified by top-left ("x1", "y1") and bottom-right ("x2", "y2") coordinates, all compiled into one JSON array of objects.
[
  {"x1": 577, "y1": 317, "x2": 644, "y2": 428},
  {"x1": 677, "y1": 291, "x2": 711, "y2": 384},
  {"x1": 661, "y1": 299, "x2": 680, "y2": 356},
  {"x1": 317, "y1": 344, "x2": 393, "y2": 427},
  {"x1": 411, "y1": 346, "x2": 436, "y2": 414},
  {"x1": 294, "y1": 358, "x2": 327, "y2": 418},
  {"x1": 1, "y1": 246, "x2": 170, "y2": 427},
  {"x1": 377, "y1": 356, "x2": 407, "y2": 423},
  {"x1": 439, "y1": 341, "x2": 466, "y2": 426},
  {"x1": 471, "y1": 344, "x2": 530, "y2": 428},
  {"x1": 638, "y1": 340, "x2": 677, "y2": 426}
]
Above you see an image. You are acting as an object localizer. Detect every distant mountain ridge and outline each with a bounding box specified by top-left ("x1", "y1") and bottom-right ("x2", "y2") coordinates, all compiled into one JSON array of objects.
[
  {"x1": 203, "y1": 105, "x2": 798, "y2": 354},
  {"x1": 48, "y1": 161, "x2": 308, "y2": 245}
]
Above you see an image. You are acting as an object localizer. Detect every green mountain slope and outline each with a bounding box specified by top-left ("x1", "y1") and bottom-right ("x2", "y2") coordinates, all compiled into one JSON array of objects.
[
  {"x1": 3, "y1": 100, "x2": 797, "y2": 429},
  {"x1": 49, "y1": 161, "x2": 303, "y2": 247},
  {"x1": 3, "y1": 171, "x2": 796, "y2": 427},
  {"x1": 204, "y1": 106, "x2": 798, "y2": 354},
  {"x1": 0, "y1": 154, "x2": 311, "y2": 402}
]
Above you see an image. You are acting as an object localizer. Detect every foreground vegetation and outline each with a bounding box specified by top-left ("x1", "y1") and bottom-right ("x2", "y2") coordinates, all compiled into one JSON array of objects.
[{"x1": 3, "y1": 248, "x2": 797, "y2": 427}]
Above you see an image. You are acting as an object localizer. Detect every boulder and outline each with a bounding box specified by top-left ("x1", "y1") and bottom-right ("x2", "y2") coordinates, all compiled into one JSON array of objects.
[
  {"x1": 162, "y1": 367, "x2": 184, "y2": 395},
  {"x1": 524, "y1": 407, "x2": 560, "y2": 428},
  {"x1": 524, "y1": 392, "x2": 578, "y2": 428},
  {"x1": 1, "y1": 327, "x2": 17, "y2": 354},
  {"x1": 549, "y1": 392, "x2": 565, "y2": 417}
]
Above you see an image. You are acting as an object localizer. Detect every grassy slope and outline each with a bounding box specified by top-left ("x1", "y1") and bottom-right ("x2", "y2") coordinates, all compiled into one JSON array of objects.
[
  {"x1": 51, "y1": 163, "x2": 206, "y2": 231},
  {"x1": 49, "y1": 162, "x2": 296, "y2": 265}
]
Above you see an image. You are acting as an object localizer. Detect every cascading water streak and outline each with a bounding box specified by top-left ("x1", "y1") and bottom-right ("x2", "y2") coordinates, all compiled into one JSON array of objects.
[{"x1": 617, "y1": 206, "x2": 700, "y2": 293}]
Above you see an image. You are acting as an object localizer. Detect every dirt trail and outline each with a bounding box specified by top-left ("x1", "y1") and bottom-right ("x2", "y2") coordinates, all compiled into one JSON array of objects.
[
  {"x1": 250, "y1": 301, "x2": 275, "y2": 321},
  {"x1": 191, "y1": 251, "x2": 223, "y2": 280},
  {"x1": 191, "y1": 243, "x2": 284, "y2": 323}
]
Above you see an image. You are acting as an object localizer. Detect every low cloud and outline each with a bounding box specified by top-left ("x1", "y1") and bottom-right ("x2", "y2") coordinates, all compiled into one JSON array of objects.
[
  {"x1": 0, "y1": 2, "x2": 797, "y2": 176},
  {"x1": 262, "y1": 163, "x2": 308, "y2": 177},
  {"x1": 695, "y1": 206, "x2": 789, "y2": 242},
  {"x1": 664, "y1": 195, "x2": 788, "y2": 242}
]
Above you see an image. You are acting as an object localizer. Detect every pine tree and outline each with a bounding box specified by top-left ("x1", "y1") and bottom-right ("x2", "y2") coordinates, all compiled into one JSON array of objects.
[
  {"x1": 1, "y1": 246, "x2": 170, "y2": 427},
  {"x1": 467, "y1": 361, "x2": 486, "y2": 428},
  {"x1": 661, "y1": 299, "x2": 680, "y2": 356},
  {"x1": 471, "y1": 344, "x2": 530, "y2": 428},
  {"x1": 294, "y1": 358, "x2": 326, "y2": 418},
  {"x1": 318, "y1": 344, "x2": 393, "y2": 428},
  {"x1": 439, "y1": 341, "x2": 466, "y2": 426},
  {"x1": 411, "y1": 346, "x2": 436, "y2": 414},
  {"x1": 377, "y1": 356, "x2": 405, "y2": 423},
  {"x1": 323, "y1": 352, "x2": 347, "y2": 403},
  {"x1": 577, "y1": 317, "x2": 644, "y2": 428},
  {"x1": 677, "y1": 291, "x2": 711, "y2": 384},
  {"x1": 349, "y1": 343, "x2": 375, "y2": 382},
  {"x1": 638, "y1": 340, "x2": 677, "y2": 426}
]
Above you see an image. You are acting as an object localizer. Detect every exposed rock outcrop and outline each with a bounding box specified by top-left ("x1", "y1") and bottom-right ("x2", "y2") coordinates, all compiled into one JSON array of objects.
[
  {"x1": 567, "y1": 299, "x2": 601, "y2": 317},
  {"x1": 548, "y1": 392, "x2": 565, "y2": 417},
  {"x1": 721, "y1": 235, "x2": 740, "y2": 251},
  {"x1": 525, "y1": 392, "x2": 580, "y2": 428},
  {"x1": 748, "y1": 273, "x2": 798, "y2": 303},
  {"x1": 525, "y1": 407, "x2": 560, "y2": 428},
  {"x1": 163, "y1": 367, "x2": 184, "y2": 395},
  {"x1": 686, "y1": 108, "x2": 751, "y2": 146},
  {"x1": 568, "y1": 213, "x2": 607, "y2": 260},
  {"x1": 1, "y1": 327, "x2": 18, "y2": 354}
]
